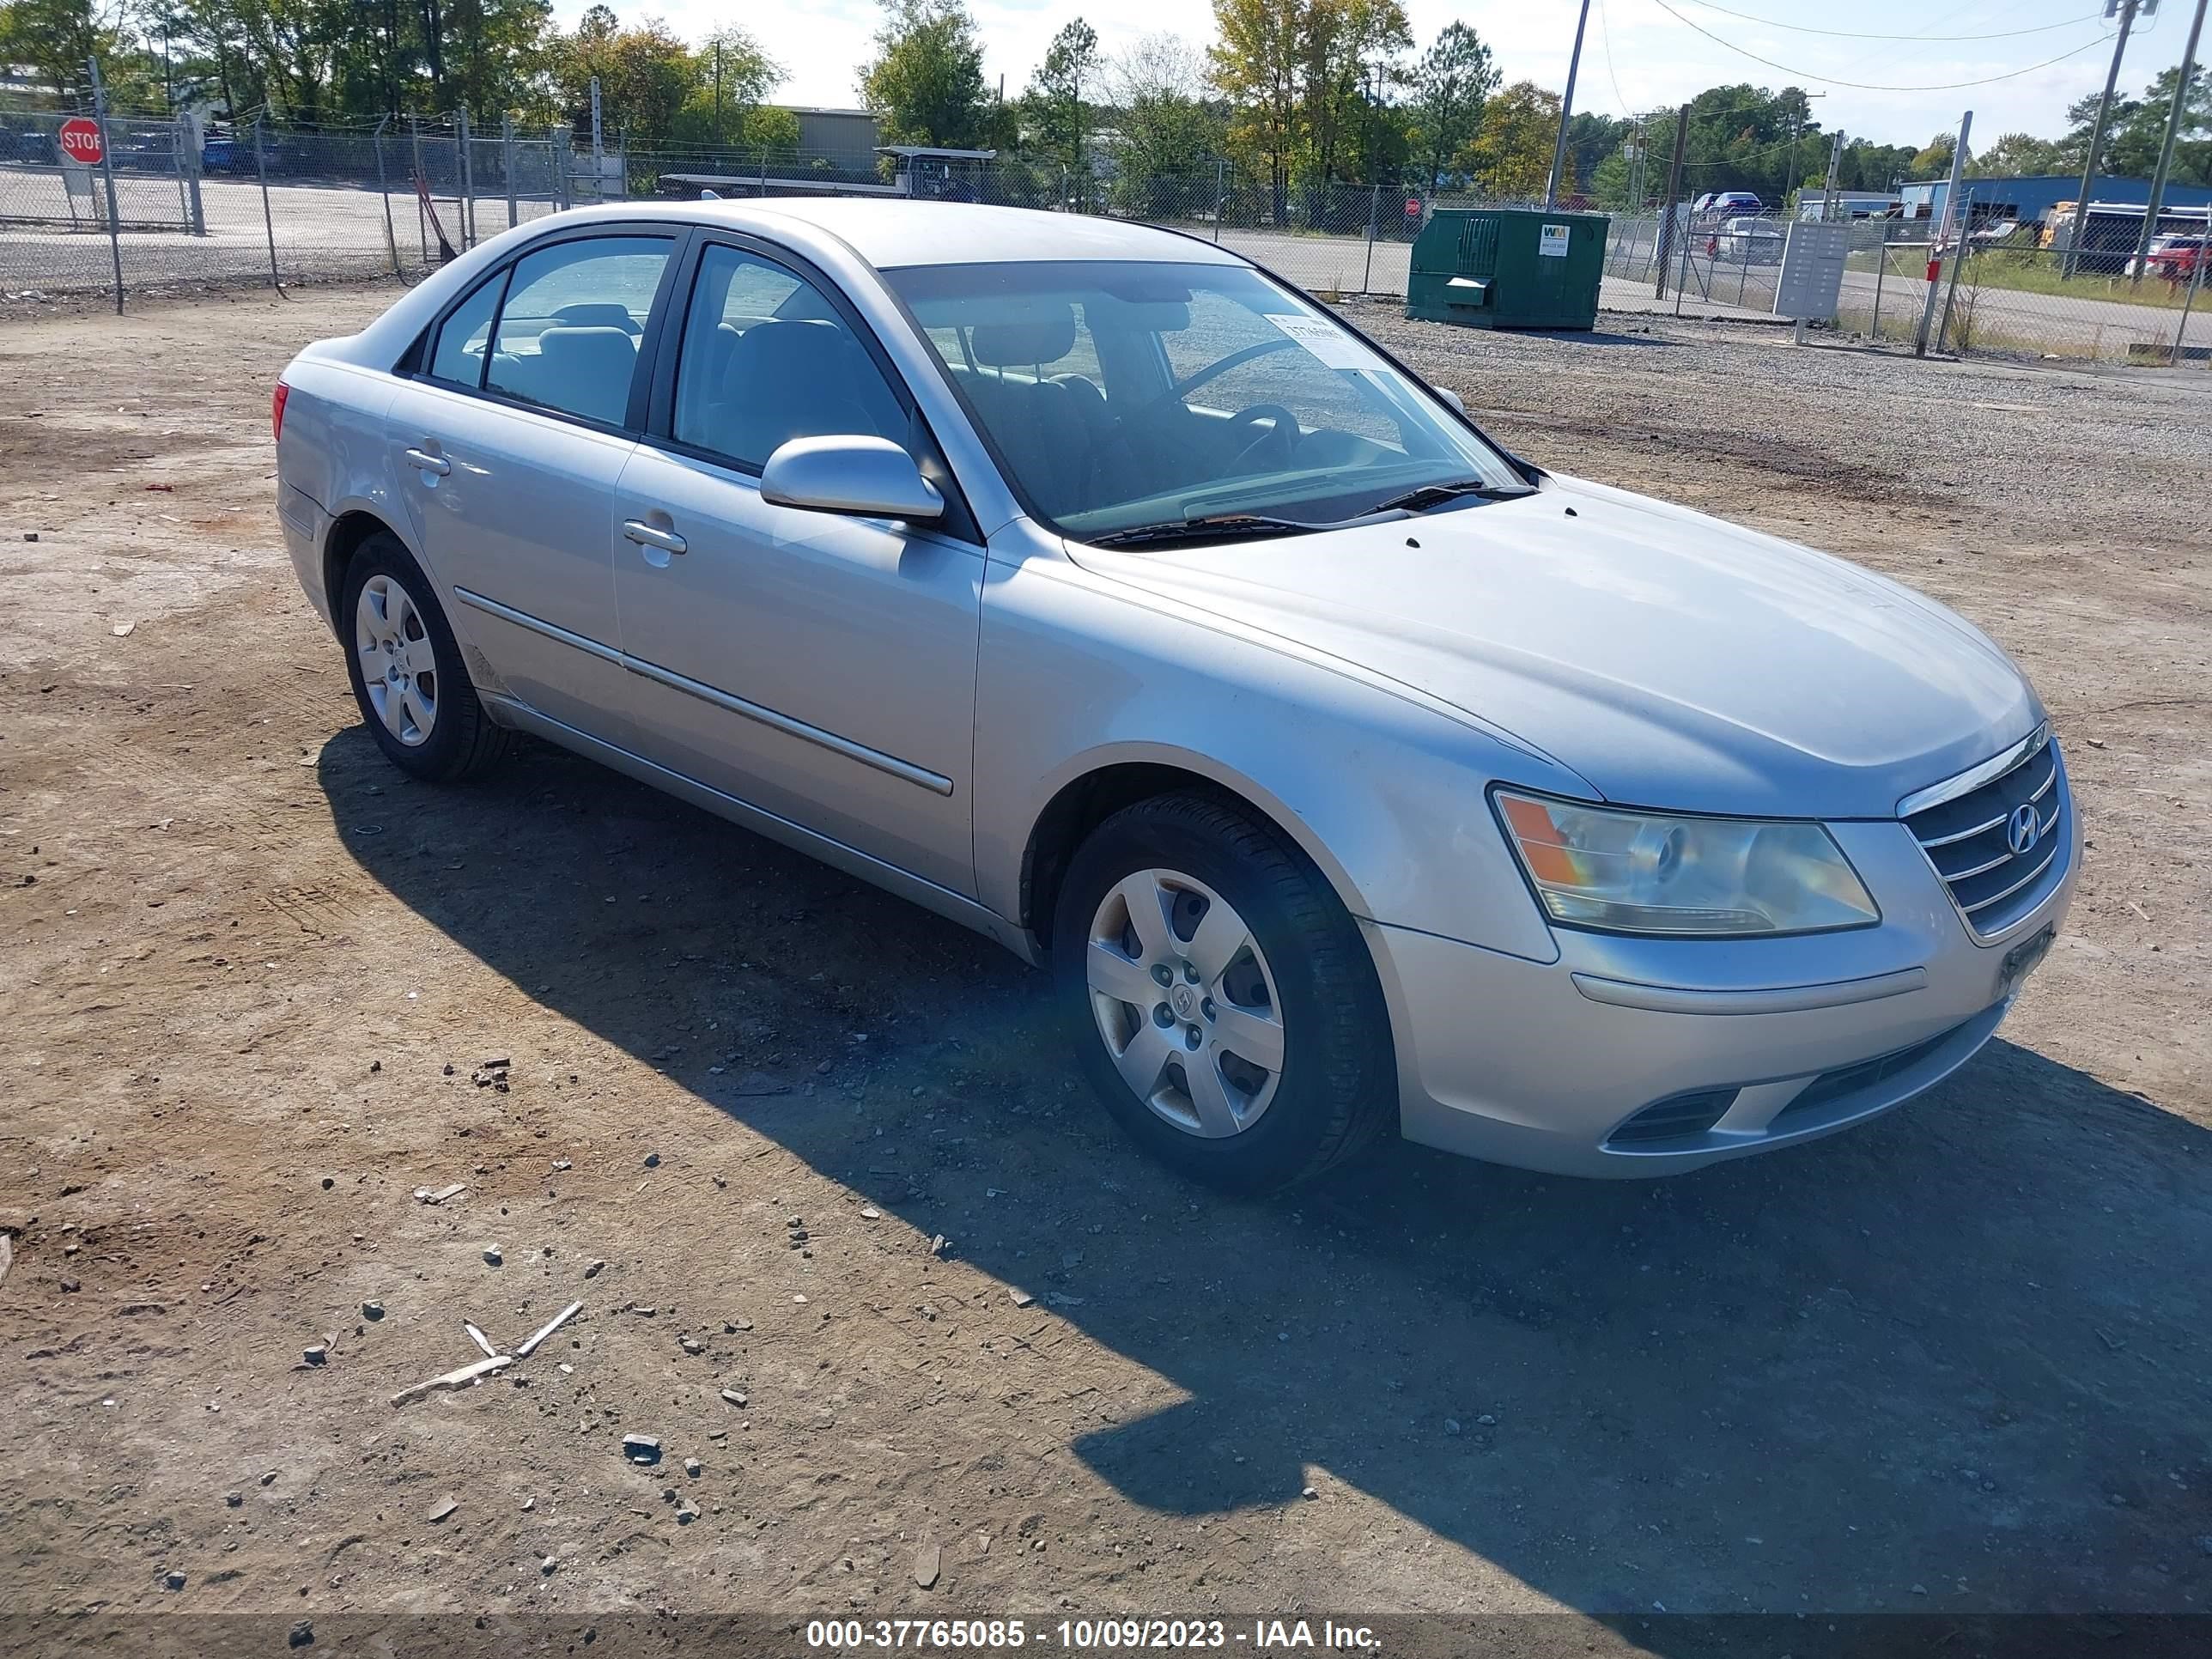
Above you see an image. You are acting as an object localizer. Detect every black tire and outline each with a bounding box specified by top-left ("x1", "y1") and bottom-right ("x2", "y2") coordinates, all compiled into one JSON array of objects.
[
  {"x1": 1051, "y1": 791, "x2": 1397, "y2": 1194},
  {"x1": 337, "y1": 532, "x2": 514, "y2": 782}
]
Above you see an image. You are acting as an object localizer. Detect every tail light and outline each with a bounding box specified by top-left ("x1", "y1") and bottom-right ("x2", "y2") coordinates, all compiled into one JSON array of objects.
[{"x1": 271, "y1": 380, "x2": 289, "y2": 443}]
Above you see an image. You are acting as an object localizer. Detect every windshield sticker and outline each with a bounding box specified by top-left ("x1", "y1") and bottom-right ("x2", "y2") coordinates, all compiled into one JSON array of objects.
[{"x1": 1265, "y1": 313, "x2": 1384, "y2": 371}]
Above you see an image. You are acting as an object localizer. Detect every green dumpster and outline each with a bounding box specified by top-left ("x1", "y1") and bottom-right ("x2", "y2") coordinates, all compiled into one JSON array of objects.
[{"x1": 1405, "y1": 208, "x2": 1610, "y2": 330}]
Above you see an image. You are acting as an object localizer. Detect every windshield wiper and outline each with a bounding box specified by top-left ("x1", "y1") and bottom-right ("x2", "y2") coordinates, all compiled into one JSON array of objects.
[
  {"x1": 1367, "y1": 477, "x2": 1535, "y2": 514},
  {"x1": 1085, "y1": 514, "x2": 1325, "y2": 550}
]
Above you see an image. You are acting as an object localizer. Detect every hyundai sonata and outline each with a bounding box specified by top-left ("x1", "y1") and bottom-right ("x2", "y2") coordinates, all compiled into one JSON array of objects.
[{"x1": 273, "y1": 200, "x2": 2077, "y2": 1191}]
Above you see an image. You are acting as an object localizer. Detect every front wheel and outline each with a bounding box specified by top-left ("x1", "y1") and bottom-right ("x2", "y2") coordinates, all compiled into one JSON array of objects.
[{"x1": 1052, "y1": 793, "x2": 1397, "y2": 1193}]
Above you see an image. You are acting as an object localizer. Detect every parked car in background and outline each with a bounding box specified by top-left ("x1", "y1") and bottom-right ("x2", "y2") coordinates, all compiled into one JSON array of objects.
[
  {"x1": 1716, "y1": 216, "x2": 1785, "y2": 264},
  {"x1": 1692, "y1": 190, "x2": 1763, "y2": 222},
  {"x1": 273, "y1": 200, "x2": 2076, "y2": 1192},
  {"x1": 2142, "y1": 233, "x2": 2209, "y2": 283}
]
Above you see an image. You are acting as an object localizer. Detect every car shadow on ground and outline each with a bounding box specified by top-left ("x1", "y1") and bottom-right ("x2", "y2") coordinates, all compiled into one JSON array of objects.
[{"x1": 322, "y1": 728, "x2": 2212, "y2": 1632}]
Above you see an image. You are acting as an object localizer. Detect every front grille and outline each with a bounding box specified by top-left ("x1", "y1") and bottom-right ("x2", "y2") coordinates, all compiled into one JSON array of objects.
[
  {"x1": 1770, "y1": 1024, "x2": 1963, "y2": 1126},
  {"x1": 1902, "y1": 732, "x2": 2065, "y2": 938}
]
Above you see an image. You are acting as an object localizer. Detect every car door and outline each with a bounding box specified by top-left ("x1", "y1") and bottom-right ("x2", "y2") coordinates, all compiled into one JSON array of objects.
[
  {"x1": 389, "y1": 227, "x2": 682, "y2": 745},
  {"x1": 609, "y1": 235, "x2": 983, "y2": 899}
]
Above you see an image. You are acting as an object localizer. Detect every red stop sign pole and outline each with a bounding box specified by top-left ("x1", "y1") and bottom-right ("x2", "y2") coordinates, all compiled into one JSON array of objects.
[{"x1": 58, "y1": 116, "x2": 105, "y2": 167}]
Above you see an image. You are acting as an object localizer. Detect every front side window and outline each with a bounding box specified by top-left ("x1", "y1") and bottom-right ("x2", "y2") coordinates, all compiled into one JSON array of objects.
[
  {"x1": 484, "y1": 234, "x2": 673, "y2": 427},
  {"x1": 671, "y1": 244, "x2": 908, "y2": 471},
  {"x1": 884, "y1": 259, "x2": 1523, "y2": 540}
]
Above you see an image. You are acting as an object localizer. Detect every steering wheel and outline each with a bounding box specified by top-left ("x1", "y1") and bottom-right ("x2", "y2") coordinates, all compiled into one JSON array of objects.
[{"x1": 1223, "y1": 404, "x2": 1300, "y2": 474}]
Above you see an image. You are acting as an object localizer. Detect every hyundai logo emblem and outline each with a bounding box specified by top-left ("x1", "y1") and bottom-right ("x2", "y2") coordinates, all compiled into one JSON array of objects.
[{"x1": 2007, "y1": 803, "x2": 2040, "y2": 856}]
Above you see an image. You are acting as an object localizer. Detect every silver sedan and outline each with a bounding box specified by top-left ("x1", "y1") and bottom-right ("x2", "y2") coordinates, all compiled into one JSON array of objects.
[{"x1": 273, "y1": 200, "x2": 2077, "y2": 1191}]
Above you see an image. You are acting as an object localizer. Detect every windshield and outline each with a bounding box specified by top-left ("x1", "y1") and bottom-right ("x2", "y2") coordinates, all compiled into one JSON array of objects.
[{"x1": 882, "y1": 260, "x2": 1524, "y2": 540}]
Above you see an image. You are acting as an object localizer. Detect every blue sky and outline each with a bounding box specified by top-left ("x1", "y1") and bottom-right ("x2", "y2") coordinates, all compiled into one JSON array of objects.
[{"x1": 578, "y1": 0, "x2": 2202, "y2": 151}]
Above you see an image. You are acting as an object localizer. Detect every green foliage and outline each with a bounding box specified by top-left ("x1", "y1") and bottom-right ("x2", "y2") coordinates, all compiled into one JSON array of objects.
[
  {"x1": 1464, "y1": 79, "x2": 1558, "y2": 199},
  {"x1": 859, "y1": 0, "x2": 1002, "y2": 151},
  {"x1": 1406, "y1": 21, "x2": 1496, "y2": 193},
  {"x1": 0, "y1": 0, "x2": 161, "y2": 106},
  {"x1": 2067, "y1": 64, "x2": 2210, "y2": 188}
]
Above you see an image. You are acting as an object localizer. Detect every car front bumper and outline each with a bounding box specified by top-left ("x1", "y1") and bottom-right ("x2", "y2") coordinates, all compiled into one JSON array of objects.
[{"x1": 1364, "y1": 788, "x2": 2081, "y2": 1177}]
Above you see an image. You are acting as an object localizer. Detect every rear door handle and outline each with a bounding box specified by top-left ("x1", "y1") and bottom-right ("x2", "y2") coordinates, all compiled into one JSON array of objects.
[
  {"x1": 403, "y1": 447, "x2": 451, "y2": 477},
  {"x1": 623, "y1": 519, "x2": 687, "y2": 556}
]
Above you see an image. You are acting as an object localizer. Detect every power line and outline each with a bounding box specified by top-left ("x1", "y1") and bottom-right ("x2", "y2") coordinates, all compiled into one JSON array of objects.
[
  {"x1": 1669, "y1": 0, "x2": 2111, "y2": 43},
  {"x1": 1641, "y1": 0, "x2": 2118, "y2": 90}
]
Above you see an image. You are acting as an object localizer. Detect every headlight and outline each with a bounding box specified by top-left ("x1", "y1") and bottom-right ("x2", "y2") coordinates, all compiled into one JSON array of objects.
[{"x1": 1493, "y1": 790, "x2": 1879, "y2": 936}]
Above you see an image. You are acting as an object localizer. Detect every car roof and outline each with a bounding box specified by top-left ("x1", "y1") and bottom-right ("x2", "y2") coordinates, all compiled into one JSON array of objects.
[{"x1": 644, "y1": 198, "x2": 1247, "y2": 270}]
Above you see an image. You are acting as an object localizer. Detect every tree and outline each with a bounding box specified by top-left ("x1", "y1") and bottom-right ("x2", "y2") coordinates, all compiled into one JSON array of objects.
[
  {"x1": 859, "y1": 0, "x2": 1000, "y2": 151},
  {"x1": 2067, "y1": 64, "x2": 2209, "y2": 187},
  {"x1": 1464, "y1": 80, "x2": 1559, "y2": 200},
  {"x1": 0, "y1": 0, "x2": 159, "y2": 103},
  {"x1": 674, "y1": 23, "x2": 781, "y2": 145},
  {"x1": 1971, "y1": 131, "x2": 2066, "y2": 179},
  {"x1": 1103, "y1": 31, "x2": 1223, "y2": 210},
  {"x1": 1909, "y1": 131, "x2": 1956, "y2": 179},
  {"x1": 1209, "y1": 0, "x2": 1301, "y2": 220},
  {"x1": 555, "y1": 12, "x2": 690, "y2": 149},
  {"x1": 1407, "y1": 20, "x2": 1494, "y2": 191},
  {"x1": 1026, "y1": 15, "x2": 1099, "y2": 185}
]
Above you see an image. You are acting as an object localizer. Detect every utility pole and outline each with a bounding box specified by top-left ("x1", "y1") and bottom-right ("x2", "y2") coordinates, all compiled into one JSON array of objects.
[
  {"x1": 2066, "y1": 0, "x2": 2146, "y2": 279},
  {"x1": 714, "y1": 41, "x2": 723, "y2": 143},
  {"x1": 1916, "y1": 109, "x2": 1972, "y2": 356},
  {"x1": 2131, "y1": 0, "x2": 2207, "y2": 284},
  {"x1": 589, "y1": 74, "x2": 603, "y2": 180},
  {"x1": 1655, "y1": 103, "x2": 1690, "y2": 300},
  {"x1": 1544, "y1": 0, "x2": 1592, "y2": 210},
  {"x1": 1821, "y1": 129, "x2": 1844, "y2": 222}
]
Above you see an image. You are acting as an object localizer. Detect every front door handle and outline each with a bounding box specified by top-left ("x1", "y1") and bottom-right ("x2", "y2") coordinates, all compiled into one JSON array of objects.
[
  {"x1": 403, "y1": 447, "x2": 451, "y2": 477},
  {"x1": 623, "y1": 519, "x2": 687, "y2": 556}
]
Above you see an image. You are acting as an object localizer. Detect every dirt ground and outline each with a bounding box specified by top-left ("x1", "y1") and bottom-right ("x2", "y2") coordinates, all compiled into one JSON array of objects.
[{"x1": 2, "y1": 284, "x2": 2209, "y2": 1651}]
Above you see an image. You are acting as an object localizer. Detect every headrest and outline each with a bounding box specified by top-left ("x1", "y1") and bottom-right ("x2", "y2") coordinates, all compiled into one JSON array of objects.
[
  {"x1": 551, "y1": 302, "x2": 641, "y2": 335},
  {"x1": 968, "y1": 301, "x2": 1077, "y2": 368}
]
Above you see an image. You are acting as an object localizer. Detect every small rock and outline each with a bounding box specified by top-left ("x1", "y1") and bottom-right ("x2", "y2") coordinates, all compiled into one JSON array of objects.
[
  {"x1": 483, "y1": 1245, "x2": 502, "y2": 1267},
  {"x1": 623, "y1": 1433, "x2": 662, "y2": 1465},
  {"x1": 684, "y1": 1456, "x2": 702, "y2": 1477},
  {"x1": 584, "y1": 1260, "x2": 605, "y2": 1279},
  {"x1": 914, "y1": 1540, "x2": 942, "y2": 1589},
  {"x1": 162, "y1": 1569, "x2": 186, "y2": 1590},
  {"x1": 644, "y1": 1153, "x2": 660, "y2": 1169},
  {"x1": 678, "y1": 1334, "x2": 703, "y2": 1354},
  {"x1": 260, "y1": 1471, "x2": 277, "y2": 1486},
  {"x1": 319, "y1": 1176, "x2": 333, "y2": 1190},
  {"x1": 720, "y1": 1389, "x2": 748, "y2": 1408},
  {"x1": 860, "y1": 1206, "x2": 881, "y2": 1219},
  {"x1": 521, "y1": 1497, "x2": 535, "y2": 1511},
  {"x1": 59, "y1": 1276, "x2": 80, "y2": 1293},
  {"x1": 930, "y1": 1235, "x2": 948, "y2": 1256},
  {"x1": 428, "y1": 1498, "x2": 458, "y2": 1522},
  {"x1": 361, "y1": 1301, "x2": 384, "y2": 1320},
  {"x1": 301, "y1": 1344, "x2": 328, "y2": 1366},
  {"x1": 224, "y1": 1492, "x2": 243, "y2": 1508},
  {"x1": 540, "y1": 1556, "x2": 557, "y2": 1576},
  {"x1": 1302, "y1": 1486, "x2": 1319, "y2": 1500},
  {"x1": 1911, "y1": 1583, "x2": 1929, "y2": 1596},
  {"x1": 1444, "y1": 1419, "x2": 1462, "y2": 1436},
  {"x1": 1009, "y1": 1288, "x2": 1035, "y2": 1309},
  {"x1": 552, "y1": 1159, "x2": 571, "y2": 1171},
  {"x1": 1477, "y1": 1413, "x2": 1497, "y2": 1426},
  {"x1": 288, "y1": 1620, "x2": 314, "y2": 1649},
  {"x1": 675, "y1": 1500, "x2": 700, "y2": 1524}
]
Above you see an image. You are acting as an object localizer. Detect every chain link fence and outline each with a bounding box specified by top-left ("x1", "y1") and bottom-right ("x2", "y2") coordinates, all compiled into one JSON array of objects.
[
  {"x1": 9, "y1": 107, "x2": 2212, "y2": 372},
  {"x1": 3, "y1": 101, "x2": 599, "y2": 304}
]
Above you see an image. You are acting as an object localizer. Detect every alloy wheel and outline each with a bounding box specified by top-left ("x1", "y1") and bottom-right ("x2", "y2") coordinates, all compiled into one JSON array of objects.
[
  {"x1": 354, "y1": 573, "x2": 438, "y2": 747},
  {"x1": 1085, "y1": 868, "x2": 1286, "y2": 1138}
]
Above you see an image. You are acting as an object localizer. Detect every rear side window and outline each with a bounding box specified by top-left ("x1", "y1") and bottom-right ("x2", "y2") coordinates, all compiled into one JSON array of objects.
[
  {"x1": 428, "y1": 274, "x2": 502, "y2": 388},
  {"x1": 484, "y1": 234, "x2": 673, "y2": 427},
  {"x1": 670, "y1": 243, "x2": 907, "y2": 471}
]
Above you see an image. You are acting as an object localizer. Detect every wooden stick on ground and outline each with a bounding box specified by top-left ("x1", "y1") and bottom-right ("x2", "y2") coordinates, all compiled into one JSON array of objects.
[{"x1": 389, "y1": 1352, "x2": 513, "y2": 1407}]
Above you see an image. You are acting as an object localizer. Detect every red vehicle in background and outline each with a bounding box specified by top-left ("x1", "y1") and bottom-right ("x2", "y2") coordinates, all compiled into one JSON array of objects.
[{"x1": 2148, "y1": 234, "x2": 2209, "y2": 286}]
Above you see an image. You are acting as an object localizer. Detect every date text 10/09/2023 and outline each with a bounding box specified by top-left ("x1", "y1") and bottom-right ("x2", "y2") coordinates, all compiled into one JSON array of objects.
[{"x1": 803, "y1": 1619, "x2": 1381, "y2": 1651}]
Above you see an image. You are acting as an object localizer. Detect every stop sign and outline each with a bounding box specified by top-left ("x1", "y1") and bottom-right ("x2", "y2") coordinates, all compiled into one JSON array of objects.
[{"x1": 58, "y1": 117, "x2": 104, "y2": 167}]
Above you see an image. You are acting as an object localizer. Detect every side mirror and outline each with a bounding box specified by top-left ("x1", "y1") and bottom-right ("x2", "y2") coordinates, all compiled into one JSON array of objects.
[
  {"x1": 760, "y1": 434, "x2": 944, "y2": 523},
  {"x1": 1434, "y1": 386, "x2": 1467, "y2": 416}
]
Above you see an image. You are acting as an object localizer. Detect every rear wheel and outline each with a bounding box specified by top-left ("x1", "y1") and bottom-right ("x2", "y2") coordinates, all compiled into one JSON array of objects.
[
  {"x1": 1052, "y1": 792, "x2": 1396, "y2": 1193},
  {"x1": 338, "y1": 532, "x2": 513, "y2": 782}
]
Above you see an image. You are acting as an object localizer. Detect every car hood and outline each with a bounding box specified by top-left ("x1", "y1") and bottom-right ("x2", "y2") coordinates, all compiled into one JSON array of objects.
[{"x1": 1072, "y1": 475, "x2": 2039, "y2": 819}]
